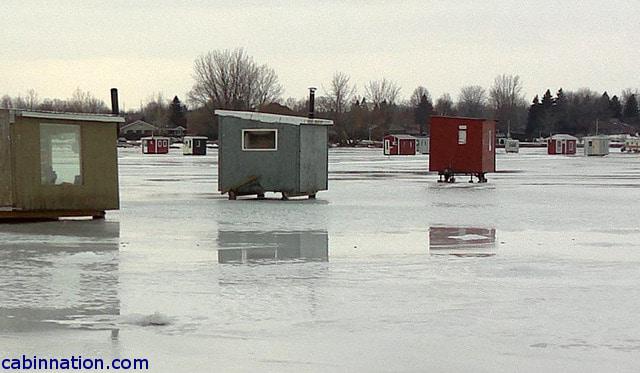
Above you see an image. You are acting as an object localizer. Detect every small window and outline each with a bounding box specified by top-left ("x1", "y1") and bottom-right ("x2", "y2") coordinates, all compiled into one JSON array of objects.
[
  {"x1": 242, "y1": 129, "x2": 277, "y2": 151},
  {"x1": 458, "y1": 125, "x2": 467, "y2": 145},
  {"x1": 40, "y1": 123, "x2": 82, "y2": 185}
]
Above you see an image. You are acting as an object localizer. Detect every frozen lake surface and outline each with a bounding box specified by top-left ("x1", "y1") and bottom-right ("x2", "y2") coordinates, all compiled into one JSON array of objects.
[{"x1": 2, "y1": 148, "x2": 640, "y2": 372}]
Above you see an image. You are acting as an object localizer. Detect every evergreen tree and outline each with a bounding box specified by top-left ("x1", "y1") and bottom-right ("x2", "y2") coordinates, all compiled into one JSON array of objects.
[
  {"x1": 554, "y1": 89, "x2": 571, "y2": 132},
  {"x1": 623, "y1": 94, "x2": 639, "y2": 121},
  {"x1": 610, "y1": 95, "x2": 622, "y2": 119},
  {"x1": 539, "y1": 89, "x2": 554, "y2": 135},
  {"x1": 168, "y1": 96, "x2": 187, "y2": 129},
  {"x1": 597, "y1": 92, "x2": 612, "y2": 119},
  {"x1": 525, "y1": 95, "x2": 541, "y2": 138},
  {"x1": 414, "y1": 94, "x2": 433, "y2": 135}
]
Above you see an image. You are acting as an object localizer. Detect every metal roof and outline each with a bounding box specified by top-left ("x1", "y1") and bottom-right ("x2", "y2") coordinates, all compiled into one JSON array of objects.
[
  {"x1": 215, "y1": 110, "x2": 333, "y2": 126},
  {"x1": 550, "y1": 134, "x2": 578, "y2": 140},
  {"x1": 387, "y1": 134, "x2": 417, "y2": 140},
  {"x1": 17, "y1": 110, "x2": 125, "y2": 123}
]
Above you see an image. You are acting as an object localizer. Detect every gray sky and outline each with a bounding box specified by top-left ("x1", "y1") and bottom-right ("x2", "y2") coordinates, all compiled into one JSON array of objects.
[{"x1": 1, "y1": 0, "x2": 638, "y2": 109}]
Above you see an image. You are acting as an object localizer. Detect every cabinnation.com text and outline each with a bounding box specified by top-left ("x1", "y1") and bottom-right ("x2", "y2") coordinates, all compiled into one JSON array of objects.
[{"x1": 2, "y1": 355, "x2": 149, "y2": 370}]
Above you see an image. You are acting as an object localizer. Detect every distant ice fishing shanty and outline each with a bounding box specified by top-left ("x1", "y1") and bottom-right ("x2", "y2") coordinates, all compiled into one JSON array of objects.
[
  {"x1": 583, "y1": 136, "x2": 609, "y2": 156},
  {"x1": 215, "y1": 88, "x2": 333, "y2": 200},
  {"x1": 547, "y1": 134, "x2": 577, "y2": 155},
  {"x1": 383, "y1": 134, "x2": 416, "y2": 155},
  {"x1": 0, "y1": 89, "x2": 123, "y2": 220},
  {"x1": 429, "y1": 116, "x2": 496, "y2": 183},
  {"x1": 141, "y1": 136, "x2": 169, "y2": 154},
  {"x1": 183, "y1": 136, "x2": 207, "y2": 155}
]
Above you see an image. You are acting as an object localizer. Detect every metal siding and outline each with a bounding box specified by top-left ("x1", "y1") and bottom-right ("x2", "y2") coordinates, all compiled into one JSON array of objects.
[
  {"x1": 299, "y1": 125, "x2": 329, "y2": 193},
  {"x1": 0, "y1": 110, "x2": 13, "y2": 206},
  {"x1": 218, "y1": 116, "x2": 300, "y2": 193},
  {"x1": 12, "y1": 117, "x2": 119, "y2": 211}
]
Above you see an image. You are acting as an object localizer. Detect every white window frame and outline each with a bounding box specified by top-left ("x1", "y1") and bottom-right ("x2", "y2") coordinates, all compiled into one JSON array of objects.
[
  {"x1": 458, "y1": 125, "x2": 467, "y2": 145},
  {"x1": 242, "y1": 129, "x2": 278, "y2": 151}
]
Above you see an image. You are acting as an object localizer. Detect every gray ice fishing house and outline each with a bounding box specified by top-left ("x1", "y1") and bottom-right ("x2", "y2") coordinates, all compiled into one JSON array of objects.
[{"x1": 215, "y1": 110, "x2": 333, "y2": 200}]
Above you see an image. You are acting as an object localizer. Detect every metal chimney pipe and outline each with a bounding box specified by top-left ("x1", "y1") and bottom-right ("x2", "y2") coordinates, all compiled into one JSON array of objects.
[
  {"x1": 110, "y1": 88, "x2": 119, "y2": 115},
  {"x1": 308, "y1": 87, "x2": 316, "y2": 119}
]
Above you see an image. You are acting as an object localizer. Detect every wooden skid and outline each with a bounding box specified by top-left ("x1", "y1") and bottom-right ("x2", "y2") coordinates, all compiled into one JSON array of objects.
[{"x1": 0, "y1": 210, "x2": 106, "y2": 221}]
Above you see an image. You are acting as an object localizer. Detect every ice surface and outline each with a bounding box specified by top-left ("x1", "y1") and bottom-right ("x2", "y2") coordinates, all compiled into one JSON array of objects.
[{"x1": 1, "y1": 148, "x2": 640, "y2": 372}]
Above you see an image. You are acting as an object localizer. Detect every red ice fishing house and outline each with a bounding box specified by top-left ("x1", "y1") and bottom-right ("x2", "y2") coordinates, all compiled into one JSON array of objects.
[
  {"x1": 383, "y1": 134, "x2": 416, "y2": 155},
  {"x1": 429, "y1": 116, "x2": 496, "y2": 183},
  {"x1": 547, "y1": 134, "x2": 577, "y2": 155},
  {"x1": 141, "y1": 136, "x2": 170, "y2": 154}
]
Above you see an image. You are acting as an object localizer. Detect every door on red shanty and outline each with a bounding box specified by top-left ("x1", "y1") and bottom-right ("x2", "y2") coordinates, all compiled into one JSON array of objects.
[
  {"x1": 561, "y1": 141, "x2": 566, "y2": 154},
  {"x1": 384, "y1": 138, "x2": 391, "y2": 155}
]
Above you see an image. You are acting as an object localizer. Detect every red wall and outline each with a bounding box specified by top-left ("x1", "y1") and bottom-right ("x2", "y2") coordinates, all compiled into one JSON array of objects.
[
  {"x1": 384, "y1": 135, "x2": 415, "y2": 155},
  {"x1": 429, "y1": 116, "x2": 496, "y2": 173}
]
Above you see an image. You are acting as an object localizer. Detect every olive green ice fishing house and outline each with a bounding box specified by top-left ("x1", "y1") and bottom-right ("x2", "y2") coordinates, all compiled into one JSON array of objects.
[
  {"x1": 215, "y1": 110, "x2": 333, "y2": 200},
  {"x1": 0, "y1": 109, "x2": 124, "y2": 220}
]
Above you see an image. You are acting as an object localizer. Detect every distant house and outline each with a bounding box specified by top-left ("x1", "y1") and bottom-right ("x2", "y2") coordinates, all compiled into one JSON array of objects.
[
  {"x1": 120, "y1": 120, "x2": 158, "y2": 140},
  {"x1": 166, "y1": 125, "x2": 186, "y2": 138}
]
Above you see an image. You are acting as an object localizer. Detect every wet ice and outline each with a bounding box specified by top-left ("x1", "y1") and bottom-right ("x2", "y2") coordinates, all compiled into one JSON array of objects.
[{"x1": 1, "y1": 148, "x2": 640, "y2": 372}]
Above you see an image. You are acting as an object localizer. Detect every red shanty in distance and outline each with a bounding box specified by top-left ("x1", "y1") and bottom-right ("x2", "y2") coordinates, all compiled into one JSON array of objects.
[
  {"x1": 429, "y1": 116, "x2": 496, "y2": 183},
  {"x1": 547, "y1": 134, "x2": 577, "y2": 155},
  {"x1": 141, "y1": 136, "x2": 170, "y2": 154},
  {"x1": 383, "y1": 134, "x2": 416, "y2": 155}
]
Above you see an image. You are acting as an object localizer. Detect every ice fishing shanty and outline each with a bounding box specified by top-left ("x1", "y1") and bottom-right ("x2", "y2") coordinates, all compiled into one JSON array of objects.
[
  {"x1": 0, "y1": 106, "x2": 123, "y2": 220},
  {"x1": 547, "y1": 134, "x2": 577, "y2": 155},
  {"x1": 215, "y1": 109, "x2": 333, "y2": 200},
  {"x1": 583, "y1": 136, "x2": 609, "y2": 156},
  {"x1": 383, "y1": 134, "x2": 416, "y2": 155},
  {"x1": 141, "y1": 136, "x2": 169, "y2": 154},
  {"x1": 183, "y1": 136, "x2": 207, "y2": 155},
  {"x1": 429, "y1": 115, "x2": 496, "y2": 183}
]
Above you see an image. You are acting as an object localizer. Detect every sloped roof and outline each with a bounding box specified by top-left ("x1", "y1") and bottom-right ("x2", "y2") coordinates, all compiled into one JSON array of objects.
[
  {"x1": 387, "y1": 134, "x2": 417, "y2": 140},
  {"x1": 215, "y1": 110, "x2": 333, "y2": 126},
  {"x1": 121, "y1": 120, "x2": 157, "y2": 131},
  {"x1": 550, "y1": 134, "x2": 577, "y2": 140}
]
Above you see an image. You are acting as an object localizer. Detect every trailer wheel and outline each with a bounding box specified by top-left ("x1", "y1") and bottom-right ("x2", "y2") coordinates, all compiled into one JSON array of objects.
[
  {"x1": 308, "y1": 193, "x2": 316, "y2": 199},
  {"x1": 281, "y1": 192, "x2": 289, "y2": 201},
  {"x1": 228, "y1": 191, "x2": 237, "y2": 200},
  {"x1": 257, "y1": 193, "x2": 265, "y2": 200}
]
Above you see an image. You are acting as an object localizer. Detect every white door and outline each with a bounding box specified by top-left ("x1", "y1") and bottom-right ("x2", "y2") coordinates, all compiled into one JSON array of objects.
[
  {"x1": 556, "y1": 140, "x2": 562, "y2": 154},
  {"x1": 384, "y1": 139, "x2": 391, "y2": 155}
]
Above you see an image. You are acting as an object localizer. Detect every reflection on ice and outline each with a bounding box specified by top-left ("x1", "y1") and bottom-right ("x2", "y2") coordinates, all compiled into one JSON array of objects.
[
  {"x1": 429, "y1": 226, "x2": 497, "y2": 257},
  {"x1": 0, "y1": 221, "x2": 120, "y2": 331},
  {"x1": 217, "y1": 230, "x2": 328, "y2": 264}
]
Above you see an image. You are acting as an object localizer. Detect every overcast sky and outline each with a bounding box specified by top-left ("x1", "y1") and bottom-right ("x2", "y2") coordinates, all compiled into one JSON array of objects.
[{"x1": 1, "y1": 0, "x2": 638, "y2": 109}]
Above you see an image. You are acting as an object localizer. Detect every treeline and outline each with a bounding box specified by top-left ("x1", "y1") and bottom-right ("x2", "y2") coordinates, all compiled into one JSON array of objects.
[
  {"x1": 2, "y1": 48, "x2": 639, "y2": 141},
  {"x1": 1, "y1": 88, "x2": 111, "y2": 114},
  {"x1": 525, "y1": 88, "x2": 639, "y2": 138}
]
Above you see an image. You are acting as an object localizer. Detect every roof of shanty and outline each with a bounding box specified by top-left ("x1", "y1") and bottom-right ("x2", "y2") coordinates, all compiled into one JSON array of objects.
[
  {"x1": 387, "y1": 134, "x2": 416, "y2": 140},
  {"x1": 141, "y1": 136, "x2": 169, "y2": 140},
  {"x1": 15, "y1": 110, "x2": 125, "y2": 123},
  {"x1": 184, "y1": 136, "x2": 208, "y2": 139},
  {"x1": 551, "y1": 134, "x2": 578, "y2": 140},
  {"x1": 215, "y1": 110, "x2": 333, "y2": 126}
]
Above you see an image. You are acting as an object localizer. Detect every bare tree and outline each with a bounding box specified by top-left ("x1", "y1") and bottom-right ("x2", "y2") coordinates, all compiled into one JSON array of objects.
[
  {"x1": 489, "y1": 74, "x2": 527, "y2": 132},
  {"x1": 364, "y1": 78, "x2": 401, "y2": 106},
  {"x1": 0, "y1": 95, "x2": 12, "y2": 109},
  {"x1": 457, "y1": 85, "x2": 487, "y2": 117},
  {"x1": 68, "y1": 88, "x2": 108, "y2": 113},
  {"x1": 434, "y1": 93, "x2": 455, "y2": 115},
  {"x1": 324, "y1": 72, "x2": 356, "y2": 114},
  {"x1": 189, "y1": 48, "x2": 283, "y2": 112},
  {"x1": 409, "y1": 86, "x2": 432, "y2": 107},
  {"x1": 24, "y1": 89, "x2": 39, "y2": 110}
]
